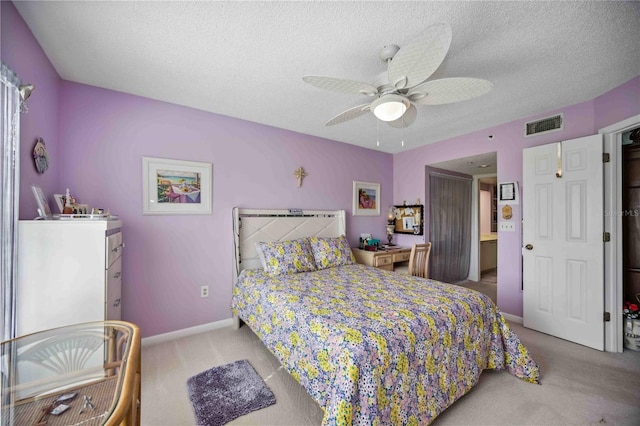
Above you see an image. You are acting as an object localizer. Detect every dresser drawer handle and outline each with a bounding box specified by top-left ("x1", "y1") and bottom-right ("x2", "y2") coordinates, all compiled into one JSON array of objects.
[
  {"x1": 112, "y1": 243, "x2": 125, "y2": 253},
  {"x1": 113, "y1": 298, "x2": 121, "y2": 308},
  {"x1": 113, "y1": 272, "x2": 121, "y2": 279}
]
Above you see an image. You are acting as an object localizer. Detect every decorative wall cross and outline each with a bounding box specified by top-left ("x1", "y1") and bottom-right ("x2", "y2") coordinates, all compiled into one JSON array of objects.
[{"x1": 294, "y1": 167, "x2": 307, "y2": 187}]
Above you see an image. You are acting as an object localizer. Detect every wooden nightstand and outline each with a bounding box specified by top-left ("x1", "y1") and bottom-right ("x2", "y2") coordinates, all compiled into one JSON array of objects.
[{"x1": 352, "y1": 247, "x2": 411, "y2": 271}]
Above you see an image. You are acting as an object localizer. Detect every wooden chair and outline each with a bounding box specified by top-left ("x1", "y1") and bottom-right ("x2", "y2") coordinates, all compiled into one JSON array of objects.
[{"x1": 407, "y1": 242, "x2": 432, "y2": 278}]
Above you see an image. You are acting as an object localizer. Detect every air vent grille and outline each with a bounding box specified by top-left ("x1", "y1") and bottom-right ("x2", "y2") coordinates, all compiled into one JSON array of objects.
[{"x1": 525, "y1": 114, "x2": 564, "y2": 137}]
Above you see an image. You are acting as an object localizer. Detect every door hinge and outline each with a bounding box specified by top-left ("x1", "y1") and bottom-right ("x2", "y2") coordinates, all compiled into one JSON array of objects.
[
  {"x1": 603, "y1": 232, "x2": 611, "y2": 242},
  {"x1": 603, "y1": 312, "x2": 611, "y2": 322},
  {"x1": 603, "y1": 153, "x2": 610, "y2": 163}
]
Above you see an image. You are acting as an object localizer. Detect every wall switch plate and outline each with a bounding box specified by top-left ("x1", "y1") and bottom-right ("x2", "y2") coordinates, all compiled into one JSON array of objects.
[
  {"x1": 200, "y1": 285, "x2": 209, "y2": 298},
  {"x1": 499, "y1": 222, "x2": 515, "y2": 232}
]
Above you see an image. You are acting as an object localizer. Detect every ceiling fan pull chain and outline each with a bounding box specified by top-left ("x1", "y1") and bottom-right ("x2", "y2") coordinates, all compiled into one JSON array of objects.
[{"x1": 376, "y1": 118, "x2": 380, "y2": 147}]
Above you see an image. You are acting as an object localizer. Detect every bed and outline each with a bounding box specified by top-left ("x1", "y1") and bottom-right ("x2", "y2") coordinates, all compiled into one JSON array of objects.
[{"x1": 231, "y1": 208, "x2": 540, "y2": 425}]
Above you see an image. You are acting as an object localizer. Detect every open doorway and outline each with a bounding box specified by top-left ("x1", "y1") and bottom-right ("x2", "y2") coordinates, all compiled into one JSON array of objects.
[
  {"x1": 478, "y1": 176, "x2": 498, "y2": 282},
  {"x1": 428, "y1": 152, "x2": 497, "y2": 303}
]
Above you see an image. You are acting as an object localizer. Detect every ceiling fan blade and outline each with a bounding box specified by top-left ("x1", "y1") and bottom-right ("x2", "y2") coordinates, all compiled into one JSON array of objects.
[
  {"x1": 303, "y1": 76, "x2": 378, "y2": 96},
  {"x1": 387, "y1": 23, "x2": 452, "y2": 90},
  {"x1": 410, "y1": 78, "x2": 494, "y2": 105},
  {"x1": 386, "y1": 103, "x2": 417, "y2": 128},
  {"x1": 325, "y1": 103, "x2": 371, "y2": 126}
]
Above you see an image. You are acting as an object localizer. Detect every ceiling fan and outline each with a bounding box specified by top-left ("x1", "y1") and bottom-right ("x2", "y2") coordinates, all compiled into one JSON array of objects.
[{"x1": 302, "y1": 23, "x2": 493, "y2": 128}]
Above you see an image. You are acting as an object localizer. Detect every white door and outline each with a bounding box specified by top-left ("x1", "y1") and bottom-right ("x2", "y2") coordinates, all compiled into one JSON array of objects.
[{"x1": 523, "y1": 134, "x2": 604, "y2": 350}]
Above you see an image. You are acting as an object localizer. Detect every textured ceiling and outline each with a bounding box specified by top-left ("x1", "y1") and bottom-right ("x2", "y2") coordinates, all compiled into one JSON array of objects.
[
  {"x1": 431, "y1": 151, "x2": 497, "y2": 176},
  {"x1": 12, "y1": 1, "x2": 640, "y2": 154}
]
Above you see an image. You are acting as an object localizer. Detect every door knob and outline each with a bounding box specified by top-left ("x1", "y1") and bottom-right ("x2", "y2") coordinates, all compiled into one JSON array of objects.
[{"x1": 525, "y1": 244, "x2": 533, "y2": 250}]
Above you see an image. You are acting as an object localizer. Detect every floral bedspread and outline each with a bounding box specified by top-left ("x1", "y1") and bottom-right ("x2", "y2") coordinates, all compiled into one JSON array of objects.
[{"x1": 231, "y1": 264, "x2": 540, "y2": 425}]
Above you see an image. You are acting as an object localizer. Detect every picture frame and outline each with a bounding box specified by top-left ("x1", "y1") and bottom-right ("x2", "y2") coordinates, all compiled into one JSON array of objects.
[
  {"x1": 499, "y1": 182, "x2": 515, "y2": 201},
  {"x1": 142, "y1": 157, "x2": 212, "y2": 215},
  {"x1": 71, "y1": 204, "x2": 89, "y2": 215},
  {"x1": 498, "y1": 181, "x2": 520, "y2": 205},
  {"x1": 53, "y1": 193, "x2": 76, "y2": 213},
  {"x1": 53, "y1": 194, "x2": 65, "y2": 213},
  {"x1": 352, "y1": 181, "x2": 380, "y2": 216},
  {"x1": 31, "y1": 185, "x2": 52, "y2": 218},
  {"x1": 393, "y1": 204, "x2": 424, "y2": 235}
]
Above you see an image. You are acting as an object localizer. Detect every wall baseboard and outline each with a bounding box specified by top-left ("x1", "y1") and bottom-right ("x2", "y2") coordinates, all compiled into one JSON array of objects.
[
  {"x1": 502, "y1": 312, "x2": 523, "y2": 324},
  {"x1": 142, "y1": 318, "x2": 234, "y2": 347},
  {"x1": 142, "y1": 313, "x2": 524, "y2": 347}
]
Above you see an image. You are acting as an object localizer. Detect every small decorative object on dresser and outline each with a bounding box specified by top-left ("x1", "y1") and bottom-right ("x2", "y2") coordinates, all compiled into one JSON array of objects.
[
  {"x1": 31, "y1": 185, "x2": 52, "y2": 218},
  {"x1": 54, "y1": 188, "x2": 77, "y2": 213}
]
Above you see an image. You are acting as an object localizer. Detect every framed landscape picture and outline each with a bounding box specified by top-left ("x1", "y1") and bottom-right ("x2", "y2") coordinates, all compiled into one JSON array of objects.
[{"x1": 142, "y1": 157, "x2": 212, "y2": 215}]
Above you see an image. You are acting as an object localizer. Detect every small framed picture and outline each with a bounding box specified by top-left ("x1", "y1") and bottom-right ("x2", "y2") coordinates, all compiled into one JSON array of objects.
[
  {"x1": 498, "y1": 181, "x2": 520, "y2": 205},
  {"x1": 53, "y1": 194, "x2": 66, "y2": 213},
  {"x1": 72, "y1": 204, "x2": 89, "y2": 214},
  {"x1": 31, "y1": 185, "x2": 52, "y2": 218},
  {"x1": 499, "y1": 182, "x2": 516, "y2": 201},
  {"x1": 352, "y1": 181, "x2": 380, "y2": 216}
]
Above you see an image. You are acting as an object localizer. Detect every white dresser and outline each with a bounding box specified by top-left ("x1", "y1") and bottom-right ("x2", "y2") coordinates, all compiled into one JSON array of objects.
[{"x1": 16, "y1": 219, "x2": 123, "y2": 336}]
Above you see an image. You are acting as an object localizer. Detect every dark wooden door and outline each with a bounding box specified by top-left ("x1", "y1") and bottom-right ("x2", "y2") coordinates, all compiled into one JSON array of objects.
[{"x1": 623, "y1": 143, "x2": 640, "y2": 305}]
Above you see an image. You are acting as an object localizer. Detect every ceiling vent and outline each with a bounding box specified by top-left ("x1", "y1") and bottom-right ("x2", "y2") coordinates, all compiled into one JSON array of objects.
[{"x1": 524, "y1": 113, "x2": 564, "y2": 137}]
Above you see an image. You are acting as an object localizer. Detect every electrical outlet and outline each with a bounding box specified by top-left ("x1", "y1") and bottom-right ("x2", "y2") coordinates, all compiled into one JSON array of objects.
[
  {"x1": 499, "y1": 222, "x2": 515, "y2": 232},
  {"x1": 200, "y1": 285, "x2": 209, "y2": 298}
]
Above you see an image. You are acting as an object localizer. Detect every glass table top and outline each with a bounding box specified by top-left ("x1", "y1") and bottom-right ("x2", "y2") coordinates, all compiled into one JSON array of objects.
[{"x1": 1, "y1": 321, "x2": 139, "y2": 426}]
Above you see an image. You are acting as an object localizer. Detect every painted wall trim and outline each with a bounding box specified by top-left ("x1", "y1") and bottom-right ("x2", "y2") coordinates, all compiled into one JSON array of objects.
[
  {"x1": 141, "y1": 318, "x2": 234, "y2": 347},
  {"x1": 502, "y1": 312, "x2": 523, "y2": 325}
]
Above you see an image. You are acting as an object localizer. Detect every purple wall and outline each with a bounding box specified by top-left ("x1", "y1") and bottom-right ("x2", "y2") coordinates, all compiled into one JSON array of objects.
[
  {"x1": 58, "y1": 82, "x2": 392, "y2": 336},
  {"x1": 394, "y1": 75, "x2": 640, "y2": 317},
  {"x1": 3, "y1": 2, "x2": 393, "y2": 337},
  {"x1": 2, "y1": 1, "x2": 61, "y2": 219},
  {"x1": 4, "y1": 0, "x2": 640, "y2": 335}
]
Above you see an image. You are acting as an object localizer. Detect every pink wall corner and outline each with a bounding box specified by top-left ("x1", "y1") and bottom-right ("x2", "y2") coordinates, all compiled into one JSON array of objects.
[
  {"x1": 393, "y1": 80, "x2": 640, "y2": 318},
  {"x1": 1, "y1": 1, "x2": 61, "y2": 219},
  {"x1": 58, "y1": 81, "x2": 393, "y2": 337}
]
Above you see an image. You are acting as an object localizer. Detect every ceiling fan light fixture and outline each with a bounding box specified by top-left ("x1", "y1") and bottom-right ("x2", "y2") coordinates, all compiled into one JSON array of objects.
[{"x1": 371, "y1": 94, "x2": 409, "y2": 122}]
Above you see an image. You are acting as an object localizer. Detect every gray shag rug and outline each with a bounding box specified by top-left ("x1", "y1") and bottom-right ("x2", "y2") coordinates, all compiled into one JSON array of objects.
[{"x1": 187, "y1": 359, "x2": 276, "y2": 425}]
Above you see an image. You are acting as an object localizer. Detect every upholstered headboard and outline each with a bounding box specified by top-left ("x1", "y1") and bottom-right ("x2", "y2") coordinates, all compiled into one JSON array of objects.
[{"x1": 232, "y1": 208, "x2": 346, "y2": 274}]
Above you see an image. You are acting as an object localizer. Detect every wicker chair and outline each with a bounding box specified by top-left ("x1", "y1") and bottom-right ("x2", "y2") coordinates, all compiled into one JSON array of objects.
[{"x1": 19, "y1": 331, "x2": 107, "y2": 375}]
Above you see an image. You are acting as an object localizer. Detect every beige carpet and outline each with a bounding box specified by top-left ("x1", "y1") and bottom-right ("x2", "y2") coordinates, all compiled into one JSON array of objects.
[
  {"x1": 142, "y1": 285, "x2": 640, "y2": 425},
  {"x1": 453, "y1": 269, "x2": 498, "y2": 303}
]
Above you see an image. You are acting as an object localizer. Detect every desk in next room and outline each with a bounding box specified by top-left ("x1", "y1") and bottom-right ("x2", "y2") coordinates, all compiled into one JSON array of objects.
[{"x1": 352, "y1": 247, "x2": 411, "y2": 271}]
